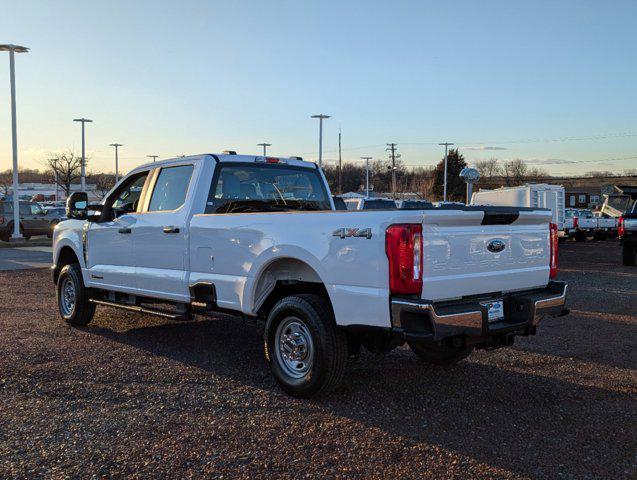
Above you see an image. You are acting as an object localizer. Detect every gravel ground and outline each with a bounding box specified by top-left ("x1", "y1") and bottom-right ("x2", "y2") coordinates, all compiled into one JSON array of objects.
[{"x1": 0, "y1": 240, "x2": 635, "y2": 479}]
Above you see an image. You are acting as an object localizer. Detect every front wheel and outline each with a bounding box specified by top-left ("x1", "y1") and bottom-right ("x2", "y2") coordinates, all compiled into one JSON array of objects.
[
  {"x1": 264, "y1": 294, "x2": 348, "y2": 398},
  {"x1": 56, "y1": 263, "x2": 95, "y2": 326},
  {"x1": 622, "y1": 245, "x2": 636, "y2": 266},
  {"x1": 408, "y1": 341, "x2": 474, "y2": 365}
]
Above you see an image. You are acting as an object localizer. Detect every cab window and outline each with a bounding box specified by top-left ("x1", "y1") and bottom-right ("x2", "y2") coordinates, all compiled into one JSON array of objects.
[
  {"x1": 109, "y1": 172, "x2": 149, "y2": 217},
  {"x1": 148, "y1": 165, "x2": 194, "y2": 212}
]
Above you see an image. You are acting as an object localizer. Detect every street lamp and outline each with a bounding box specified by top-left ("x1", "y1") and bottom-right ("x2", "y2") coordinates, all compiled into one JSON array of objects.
[
  {"x1": 109, "y1": 143, "x2": 123, "y2": 183},
  {"x1": 257, "y1": 143, "x2": 271, "y2": 156},
  {"x1": 311, "y1": 114, "x2": 331, "y2": 167},
  {"x1": 439, "y1": 142, "x2": 454, "y2": 202},
  {"x1": 74, "y1": 118, "x2": 92, "y2": 191},
  {"x1": 0, "y1": 44, "x2": 29, "y2": 241},
  {"x1": 147, "y1": 155, "x2": 158, "y2": 162}
]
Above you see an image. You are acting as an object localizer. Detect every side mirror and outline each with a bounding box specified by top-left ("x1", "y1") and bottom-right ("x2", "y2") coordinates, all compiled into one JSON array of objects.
[{"x1": 66, "y1": 192, "x2": 88, "y2": 220}]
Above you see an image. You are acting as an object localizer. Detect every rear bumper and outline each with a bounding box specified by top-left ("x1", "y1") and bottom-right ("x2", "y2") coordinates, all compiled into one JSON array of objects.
[{"x1": 390, "y1": 281, "x2": 568, "y2": 343}]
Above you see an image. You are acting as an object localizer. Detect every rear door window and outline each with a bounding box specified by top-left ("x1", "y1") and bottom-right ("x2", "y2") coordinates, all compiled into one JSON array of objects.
[{"x1": 148, "y1": 165, "x2": 194, "y2": 212}]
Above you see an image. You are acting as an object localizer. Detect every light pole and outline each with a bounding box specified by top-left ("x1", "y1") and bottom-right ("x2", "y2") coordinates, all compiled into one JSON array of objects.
[
  {"x1": 257, "y1": 143, "x2": 271, "y2": 156},
  {"x1": 74, "y1": 118, "x2": 92, "y2": 192},
  {"x1": 311, "y1": 114, "x2": 330, "y2": 167},
  {"x1": 48, "y1": 158, "x2": 60, "y2": 202},
  {"x1": 109, "y1": 143, "x2": 123, "y2": 183},
  {"x1": 361, "y1": 157, "x2": 372, "y2": 198},
  {"x1": 147, "y1": 155, "x2": 158, "y2": 162},
  {"x1": 0, "y1": 44, "x2": 29, "y2": 240},
  {"x1": 439, "y1": 142, "x2": 454, "y2": 202}
]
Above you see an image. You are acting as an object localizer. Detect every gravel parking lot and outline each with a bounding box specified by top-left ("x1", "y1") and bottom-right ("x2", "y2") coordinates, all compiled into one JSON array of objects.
[{"x1": 0, "y1": 241, "x2": 635, "y2": 479}]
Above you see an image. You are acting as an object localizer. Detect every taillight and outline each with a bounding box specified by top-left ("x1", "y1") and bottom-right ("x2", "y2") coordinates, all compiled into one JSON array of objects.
[
  {"x1": 618, "y1": 217, "x2": 625, "y2": 237},
  {"x1": 573, "y1": 217, "x2": 579, "y2": 229},
  {"x1": 549, "y1": 222, "x2": 558, "y2": 279},
  {"x1": 386, "y1": 224, "x2": 423, "y2": 295}
]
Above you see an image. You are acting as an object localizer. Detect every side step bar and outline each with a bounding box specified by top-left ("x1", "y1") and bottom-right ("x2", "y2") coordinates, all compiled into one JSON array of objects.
[{"x1": 89, "y1": 298, "x2": 188, "y2": 320}]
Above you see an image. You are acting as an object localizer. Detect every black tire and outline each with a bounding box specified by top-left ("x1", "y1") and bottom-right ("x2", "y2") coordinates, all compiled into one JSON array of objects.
[
  {"x1": 264, "y1": 294, "x2": 348, "y2": 398},
  {"x1": 408, "y1": 341, "x2": 474, "y2": 366},
  {"x1": 574, "y1": 231, "x2": 586, "y2": 242},
  {"x1": 56, "y1": 263, "x2": 95, "y2": 326},
  {"x1": 622, "y1": 245, "x2": 636, "y2": 266}
]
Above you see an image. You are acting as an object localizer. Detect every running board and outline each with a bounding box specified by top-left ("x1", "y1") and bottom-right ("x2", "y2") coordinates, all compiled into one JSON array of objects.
[{"x1": 89, "y1": 298, "x2": 187, "y2": 320}]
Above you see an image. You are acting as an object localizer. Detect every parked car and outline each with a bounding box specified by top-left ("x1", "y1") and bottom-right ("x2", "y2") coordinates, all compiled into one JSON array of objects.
[
  {"x1": 592, "y1": 211, "x2": 617, "y2": 239},
  {"x1": 563, "y1": 208, "x2": 590, "y2": 242},
  {"x1": 0, "y1": 201, "x2": 51, "y2": 242},
  {"x1": 398, "y1": 199, "x2": 434, "y2": 210},
  {"x1": 344, "y1": 197, "x2": 397, "y2": 210},
  {"x1": 619, "y1": 203, "x2": 637, "y2": 266},
  {"x1": 44, "y1": 207, "x2": 68, "y2": 234},
  {"x1": 52, "y1": 153, "x2": 568, "y2": 397}
]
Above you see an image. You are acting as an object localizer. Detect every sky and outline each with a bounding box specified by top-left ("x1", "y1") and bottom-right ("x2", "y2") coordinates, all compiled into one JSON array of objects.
[{"x1": 1, "y1": 0, "x2": 636, "y2": 176}]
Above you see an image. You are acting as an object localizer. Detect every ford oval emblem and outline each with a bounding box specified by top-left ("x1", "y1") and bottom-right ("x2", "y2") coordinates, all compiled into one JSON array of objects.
[{"x1": 487, "y1": 239, "x2": 506, "y2": 253}]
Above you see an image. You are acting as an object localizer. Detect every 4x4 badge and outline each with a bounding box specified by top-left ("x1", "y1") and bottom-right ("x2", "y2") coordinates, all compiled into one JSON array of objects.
[{"x1": 332, "y1": 228, "x2": 372, "y2": 239}]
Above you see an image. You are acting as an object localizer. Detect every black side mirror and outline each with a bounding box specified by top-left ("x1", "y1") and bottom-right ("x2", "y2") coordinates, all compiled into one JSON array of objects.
[{"x1": 66, "y1": 192, "x2": 88, "y2": 220}]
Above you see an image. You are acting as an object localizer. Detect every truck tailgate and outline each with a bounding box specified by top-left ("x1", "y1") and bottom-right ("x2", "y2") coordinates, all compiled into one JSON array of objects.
[{"x1": 421, "y1": 209, "x2": 551, "y2": 301}]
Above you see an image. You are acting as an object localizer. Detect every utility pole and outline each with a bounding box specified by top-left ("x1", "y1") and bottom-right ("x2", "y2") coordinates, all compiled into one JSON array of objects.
[
  {"x1": 361, "y1": 157, "x2": 372, "y2": 198},
  {"x1": 257, "y1": 143, "x2": 271, "y2": 156},
  {"x1": 338, "y1": 128, "x2": 342, "y2": 194},
  {"x1": 438, "y1": 142, "x2": 454, "y2": 202},
  {"x1": 1, "y1": 44, "x2": 29, "y2": 240},
  {"x1": 73, "y1": 118, "x2": 92, "y2": 192},
  {"x1": 386, "y1": 143, "x2": 397, "y2": 199},
  {"x1": 109, "y1": 143, "x2": 122, "y2": 183},
  {"x1": 311, "y1": 114, "x2": 330, "y2": 167},
  {"x1": 147, "y1": 155, "x2": 158, "y2": 163}
]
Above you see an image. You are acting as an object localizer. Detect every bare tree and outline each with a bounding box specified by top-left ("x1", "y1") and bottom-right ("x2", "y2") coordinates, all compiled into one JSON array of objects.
[
  {"x1": 89, "y1": 172, "x2": 116, "y2": 199},
  {"x1": 46, "y1": 152, "x2": 83, "y2": 196},
  {"x1": 0, "y1": 171, "x2": 12, "y2": 199},
  {"x1": 502, "y1": 159, "x2": 528, "y2": 185},
  {"x1": 474, "y1": 158, "x2": 502, "y2": 179},
  {"x1": 526, "y1": 167, "x2": 550, "y2": 181}
]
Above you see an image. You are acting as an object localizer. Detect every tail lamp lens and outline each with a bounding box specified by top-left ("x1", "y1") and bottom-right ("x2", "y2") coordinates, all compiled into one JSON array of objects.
[
  {"x1": 573, "y1": 217, "x2": 579, "y2": 229},
  {"x1": 386, "y1": 224, "x2": 423, "y2": 295},
  {"x1": 618, "y1": 217, "x2": 625, "y2": 237},
  {"x1": 549, "y1": 222, "x2": 559, "y2": 278}
]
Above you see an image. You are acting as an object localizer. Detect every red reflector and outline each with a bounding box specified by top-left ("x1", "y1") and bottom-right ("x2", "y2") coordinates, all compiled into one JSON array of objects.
[
  {"x1": 573, "y1": 217, "x2": 579, "y2": 229},
  {"x1": 618, "y1": 217, "x2": 625, "y2": 237},
  {"x1": 386, "y1": 224, "x2": 423, "y2": 295},
  {"x1": 549, "y1": 222, "x2": 558, "y2": 279},
  {"x1": 265, "y1": 157, "x2": 280, "y2": 164}
]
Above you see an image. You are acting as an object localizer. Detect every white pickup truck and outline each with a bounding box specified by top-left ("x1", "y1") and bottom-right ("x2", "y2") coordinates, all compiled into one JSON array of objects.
[{"x1": 52, "y1": 153, "x2": 568, "y2": 397}]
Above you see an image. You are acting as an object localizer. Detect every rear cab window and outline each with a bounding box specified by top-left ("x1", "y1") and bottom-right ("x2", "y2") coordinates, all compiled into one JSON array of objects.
[
  {"x1": 206, "y1": 163, "x2": 331, "y2": 213},
  {"x1": 148, "y1": 165, "x2": 194, "y2": 212}
]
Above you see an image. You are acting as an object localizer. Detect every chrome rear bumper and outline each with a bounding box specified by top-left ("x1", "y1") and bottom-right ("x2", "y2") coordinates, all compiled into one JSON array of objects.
[{"x1": 391, "y1": 281, "x2": 568, "y2": 342}]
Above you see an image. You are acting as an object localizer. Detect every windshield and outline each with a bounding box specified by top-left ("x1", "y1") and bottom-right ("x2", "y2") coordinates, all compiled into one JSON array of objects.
[{"x1": 207, "y1": 163, "x2": 331, "y2": 213}]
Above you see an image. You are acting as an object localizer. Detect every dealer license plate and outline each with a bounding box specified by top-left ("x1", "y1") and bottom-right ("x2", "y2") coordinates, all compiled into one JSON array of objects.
[{"x1": 482, "y1": 300, "x2": 504, "y2": 323}]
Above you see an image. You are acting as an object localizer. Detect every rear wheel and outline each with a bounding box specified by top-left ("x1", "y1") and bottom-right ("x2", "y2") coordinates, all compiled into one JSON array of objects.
[
  {"x1": 264, "y1": 294, "x2": 348, "y2": 398},
  {"x1": 408, "y1": 341, "x2": 474, "y2": 365},
  {"x1": 56, "y1": 263, "x2": 95, "y2": 326},
  {"x1": 574, "y1": 231, "x2": 586, "y2": 242},
  {"x1": 622, "y1": 245, "x2": 636, "y2": 266}
]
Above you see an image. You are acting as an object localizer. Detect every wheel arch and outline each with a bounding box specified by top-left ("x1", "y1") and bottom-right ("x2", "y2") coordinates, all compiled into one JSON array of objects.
[
  {"x1": 53, "y1": 243, "x2": 82, "y2": 284},
  {"x1": 248, "y1": 255, "x2": 332, "y2": 319}
]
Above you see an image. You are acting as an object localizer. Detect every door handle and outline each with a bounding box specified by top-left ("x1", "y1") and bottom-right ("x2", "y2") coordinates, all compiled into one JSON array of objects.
[
  {"x1": 118, "y1": 227, "x2": 132, "y2": 234},
  {"x1": 163, "y1": 226, "x2": 180, "y2": 234}
]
